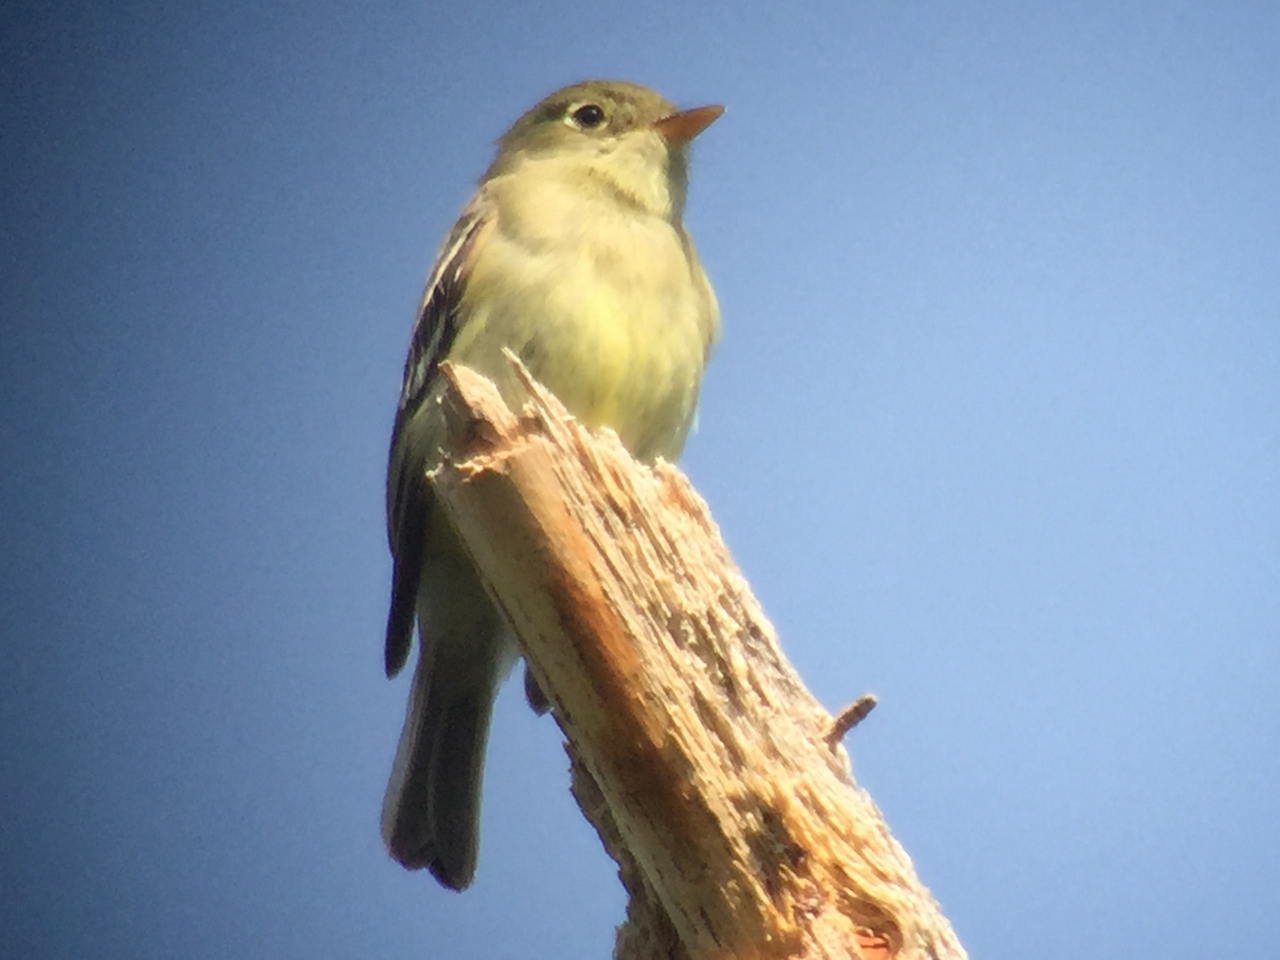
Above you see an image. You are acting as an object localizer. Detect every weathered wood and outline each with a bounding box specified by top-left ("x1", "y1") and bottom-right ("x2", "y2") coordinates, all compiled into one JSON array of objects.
[{"x1": 428, "y1": 357, "x2": 966, "y2": 960}]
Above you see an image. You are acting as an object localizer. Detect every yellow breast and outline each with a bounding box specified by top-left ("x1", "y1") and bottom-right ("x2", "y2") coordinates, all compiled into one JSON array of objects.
[{"x1": 449, "y1": 171, "x2": 718, "y2": 462}]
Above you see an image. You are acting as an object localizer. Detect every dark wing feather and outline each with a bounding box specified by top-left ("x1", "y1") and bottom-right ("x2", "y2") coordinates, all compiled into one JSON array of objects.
[{"x1": 384, "y1": 197, "x2": 492, "y2": 677}]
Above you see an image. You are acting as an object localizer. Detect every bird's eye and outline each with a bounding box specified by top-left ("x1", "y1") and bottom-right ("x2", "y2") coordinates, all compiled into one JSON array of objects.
[{"x1": 569, "y1": 103, "x2": 606, "y2": 129}]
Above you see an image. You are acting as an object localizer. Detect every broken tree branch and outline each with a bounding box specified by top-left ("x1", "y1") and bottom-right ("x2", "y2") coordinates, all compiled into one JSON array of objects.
[{"x1": 427, "y1": 358, "x2": 966, "y2": 960}]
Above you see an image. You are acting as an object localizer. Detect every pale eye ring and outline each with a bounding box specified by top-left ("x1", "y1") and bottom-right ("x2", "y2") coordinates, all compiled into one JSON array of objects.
[{"x1": 568, "y1": 103, "x2": 606, "y2": 129}]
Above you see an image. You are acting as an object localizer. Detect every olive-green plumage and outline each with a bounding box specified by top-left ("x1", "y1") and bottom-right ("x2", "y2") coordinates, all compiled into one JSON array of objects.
[{"x1": 382, "y1": 80, "x2": 720, "y2": 889}]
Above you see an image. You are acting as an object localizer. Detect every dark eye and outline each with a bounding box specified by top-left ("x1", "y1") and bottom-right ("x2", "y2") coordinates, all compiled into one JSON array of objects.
[{"x1": 569, "y1": 103, "x2": 606, "y2": 129}]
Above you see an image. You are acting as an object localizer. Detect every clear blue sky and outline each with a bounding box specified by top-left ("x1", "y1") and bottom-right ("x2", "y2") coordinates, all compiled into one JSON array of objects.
[{"x1": 3, "y1": 2, "x2": 1277, "y2": 958}]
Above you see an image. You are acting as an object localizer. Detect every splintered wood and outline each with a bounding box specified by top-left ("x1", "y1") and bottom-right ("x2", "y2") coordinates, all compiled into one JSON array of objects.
[{"x1": 428, "y1": 358, "x2": 966, "y2": 960}]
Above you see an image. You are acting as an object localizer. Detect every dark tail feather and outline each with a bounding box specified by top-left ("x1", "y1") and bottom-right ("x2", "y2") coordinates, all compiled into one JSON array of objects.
[{"x1": 381, "y1": 627, "x2": 507, "y2": 890}]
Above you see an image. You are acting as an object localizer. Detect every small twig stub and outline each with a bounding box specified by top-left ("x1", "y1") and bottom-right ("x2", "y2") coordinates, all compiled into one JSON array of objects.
[{"x1": 826, "y1": 694, "x2": 879, "y2": 747}]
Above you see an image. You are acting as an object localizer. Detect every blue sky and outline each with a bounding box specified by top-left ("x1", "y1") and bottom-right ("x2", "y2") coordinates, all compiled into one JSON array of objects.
[{"x1": 2, "y1": 2, "x2": 1277, "y2": 958}]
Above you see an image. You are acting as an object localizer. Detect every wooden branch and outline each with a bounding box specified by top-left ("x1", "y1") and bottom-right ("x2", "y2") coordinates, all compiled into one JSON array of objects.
[{"x1": 427, "y1": 358, "x2": 967, "y2": 960}]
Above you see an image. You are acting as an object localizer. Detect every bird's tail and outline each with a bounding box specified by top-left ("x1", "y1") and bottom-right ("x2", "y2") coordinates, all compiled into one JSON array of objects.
[{"x1": 381, "y1": 542, "x2": 514, "y2": 890}]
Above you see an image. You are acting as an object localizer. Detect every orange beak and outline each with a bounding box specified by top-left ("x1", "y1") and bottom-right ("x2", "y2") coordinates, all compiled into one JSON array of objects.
[{"x1": 652, "y1": 104, "x2": 724, "y2": 145}]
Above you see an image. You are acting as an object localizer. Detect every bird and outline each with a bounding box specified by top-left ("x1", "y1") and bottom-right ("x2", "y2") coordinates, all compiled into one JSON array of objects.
[{"x1": 381, "y1": 79, "x2": 721, "y2": 890}]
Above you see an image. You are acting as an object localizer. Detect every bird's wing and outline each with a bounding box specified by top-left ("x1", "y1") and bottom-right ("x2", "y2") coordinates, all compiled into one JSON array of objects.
[
  {"x1": 384, "y1": 194, "x2": 493, "y2": 677},
  {"x1": 395, "y1": 194, "x2": 494, "y2": 432}
]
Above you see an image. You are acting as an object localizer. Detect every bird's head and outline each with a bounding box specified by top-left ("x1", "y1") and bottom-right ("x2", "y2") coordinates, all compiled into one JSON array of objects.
[{"x1": 483, "y1": 79, "x2": 722, "y2": 221}]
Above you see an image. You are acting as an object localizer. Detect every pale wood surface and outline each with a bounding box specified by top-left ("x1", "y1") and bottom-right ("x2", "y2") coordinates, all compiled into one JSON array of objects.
[{"x1": 427, "y1": 358, "x2": 967, "y2": 960}]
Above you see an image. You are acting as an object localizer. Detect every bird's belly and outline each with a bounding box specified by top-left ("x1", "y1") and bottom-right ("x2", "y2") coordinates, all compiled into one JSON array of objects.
[{"x1": 451, "y1": 224, "x2": 712, "y2": 462}]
